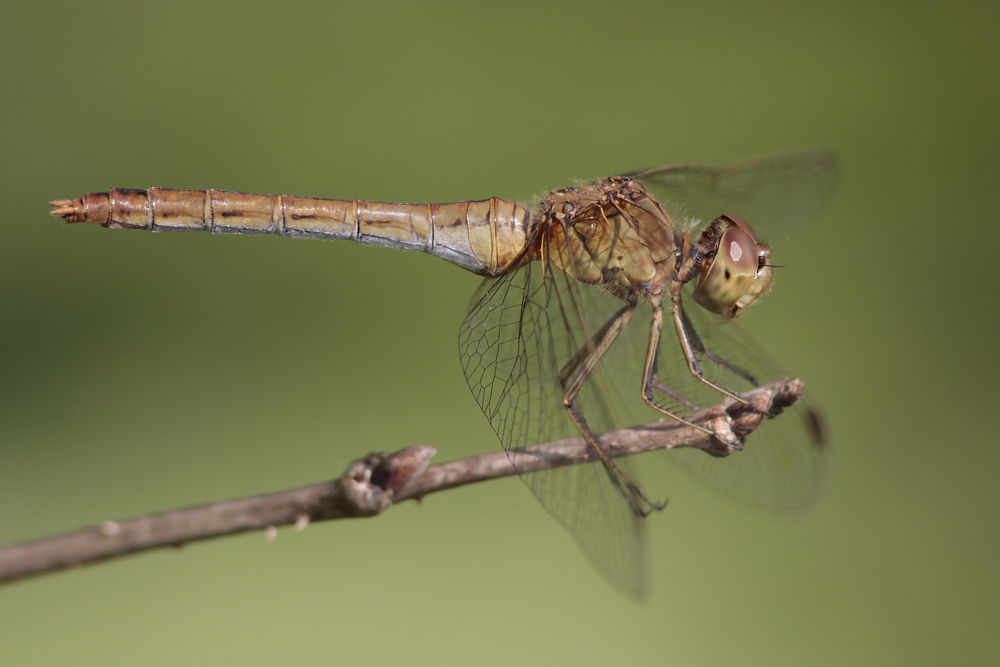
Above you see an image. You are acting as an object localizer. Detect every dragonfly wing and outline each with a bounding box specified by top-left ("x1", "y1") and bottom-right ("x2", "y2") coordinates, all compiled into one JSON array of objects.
[
  {"x1": 627, "y1": 151, "x2": 832, "y2": 509},
  {"x1": 649, "y1": 290, "x2": 828, "y2": 511},
  {"x1": 631, "y1": 150, "x2": 837, "y2": 246},
  {"x1": 459, "y1": 256, "x2": 653, "y2": 597}
]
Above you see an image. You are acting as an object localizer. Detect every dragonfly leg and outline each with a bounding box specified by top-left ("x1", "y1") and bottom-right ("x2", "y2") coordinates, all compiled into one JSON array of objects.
[
  {"x1": 559, "y1": 304, "x2": 665, "y2": 516},
  {"x1": 557, "y1": 308, "x2": 629, "y2": 389},
  {"x1": 672, "y1": 298, "x2": 785, "y2": 423},
  {"x1": 674, "y1": 302, "x2": 760, "y2": 387},
  {"x1": 651, "y1": 375, "x2": 701, "y2": 410},
  {"x1": 702, "y1": 349, "x2": 759, "y2": 386},
  {"x1": 641, "y1": 301, "x2": 744, "y2": 449},
  {"x1": 668, "y1": 291, "x2": 755, "y2": 409}
]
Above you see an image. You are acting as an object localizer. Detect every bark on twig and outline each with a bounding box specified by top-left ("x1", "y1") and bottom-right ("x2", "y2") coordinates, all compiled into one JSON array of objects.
[{"x1": 0, "y1": 380, "x2": 803, "y2": 585}]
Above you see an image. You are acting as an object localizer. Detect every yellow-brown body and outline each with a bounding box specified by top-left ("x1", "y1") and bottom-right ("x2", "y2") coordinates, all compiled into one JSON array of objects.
[{"x1": 50, "y1": 178, "x2": 685, "y2": 302}]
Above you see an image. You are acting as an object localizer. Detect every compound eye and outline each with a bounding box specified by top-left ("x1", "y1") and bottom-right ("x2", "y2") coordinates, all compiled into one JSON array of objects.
[
  {"x1": 723, "y1": 215, "x2": 758, "y2": 244},
  {"x1": 693, "y1": 225, "x2": 758, "y2": 317},
  {"x1": 718, "y1": 225, "x2": 757, "y2": 277}
]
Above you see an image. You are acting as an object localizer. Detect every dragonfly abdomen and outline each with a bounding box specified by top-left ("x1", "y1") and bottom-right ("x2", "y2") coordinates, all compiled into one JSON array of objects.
[{"x1": 49, "y1": 188, "x2": 532, "y2": 276}]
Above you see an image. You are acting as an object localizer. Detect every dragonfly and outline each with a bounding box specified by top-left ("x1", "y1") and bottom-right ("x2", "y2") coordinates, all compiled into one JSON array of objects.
[{"x1": 49, "y1": 150, "x2": 835, "y2": 597}]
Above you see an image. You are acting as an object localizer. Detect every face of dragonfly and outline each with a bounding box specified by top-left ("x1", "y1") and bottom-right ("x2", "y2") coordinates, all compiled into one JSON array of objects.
[{"x1": 692, "y1": 215, "x2": 773, "y2": 320}]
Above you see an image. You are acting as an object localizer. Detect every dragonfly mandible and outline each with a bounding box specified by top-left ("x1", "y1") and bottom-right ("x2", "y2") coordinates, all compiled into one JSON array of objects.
[{"x1": 49, "y1": 150, "x2": 835, "y2": 597}]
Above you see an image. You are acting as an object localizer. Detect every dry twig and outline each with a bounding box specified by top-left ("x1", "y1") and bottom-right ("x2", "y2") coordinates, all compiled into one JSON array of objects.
[{"x1": 0, "y1": 380, "x2": 803, "y2": 585}]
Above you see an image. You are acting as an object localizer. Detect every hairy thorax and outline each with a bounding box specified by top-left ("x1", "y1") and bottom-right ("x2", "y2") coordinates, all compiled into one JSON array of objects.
[{"x1": 532, "y1": 177, "x2": 679, "y2": 301}]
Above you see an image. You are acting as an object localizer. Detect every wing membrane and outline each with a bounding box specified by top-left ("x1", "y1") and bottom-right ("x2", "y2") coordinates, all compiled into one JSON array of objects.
[
  {"x1": 459, "y1": 249, "x2": 652, "y2": 596},
  {"x1": 656, "y1": 293, "x2": 827, "y2": 510},
  {"x1": 631, "y1": 150, "x2": 837, "y2": 246}
]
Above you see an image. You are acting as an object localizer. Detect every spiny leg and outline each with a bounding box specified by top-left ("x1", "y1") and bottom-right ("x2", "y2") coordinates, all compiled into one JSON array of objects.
[
  {"x1": 641, "y1": 303, "x2": 718, "y2": 435},
  {"x1": 675, "y1": 301, "x2": 760, "y2": 387},
  {"x1": 642, "y1": 317, "x2": 701, "y2": 410},
  {"x1": 650, "y1": 372, "x2": 701, "y2": 410},
  {"x1": 669, "y1": 291, "x2": 755, "y2": 410},
  {"x1": 641, "y1": 300, "x2": 744, "y2": 449},
  {"x1": 559, "y1": 303, "x2": 664, "y2": 517},
  {"x1": 702, "y1": 349, "x2": 758, "y2": 386},
  {"x1": 557, "y1": 307, "x2": 627, "y2": 388}
]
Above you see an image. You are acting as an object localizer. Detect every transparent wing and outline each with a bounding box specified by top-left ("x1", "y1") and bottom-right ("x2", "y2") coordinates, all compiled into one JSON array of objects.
[
  {"x1": 630, "y1": 150, "x2": 837, "y2": 246},
  {"x1": 538, "y1": 277, "x2": 828, "y2": 511},
  {"x1": 627, "y1": 150, "x2": 833, "y2": 508},
  {"x1": 459, "y1": 244, "x2": 653, "y2": 597},
  {"x1": 656, "y1": 289, "x2": 827, "y2": 510},
  {"x1": 458, "y1": 154, "x2": 833, "y2": 594}
]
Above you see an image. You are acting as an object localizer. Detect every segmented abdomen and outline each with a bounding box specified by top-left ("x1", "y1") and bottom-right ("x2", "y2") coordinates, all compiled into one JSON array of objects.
[{"x1": 50, "y1": 188, "x2": 534, "y2": 276}]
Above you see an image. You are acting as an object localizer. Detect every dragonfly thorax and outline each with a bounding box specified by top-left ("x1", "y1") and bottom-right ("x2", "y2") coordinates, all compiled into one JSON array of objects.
[{"x1": 537, "y1": 178, "x2": 677, "y2": 297}]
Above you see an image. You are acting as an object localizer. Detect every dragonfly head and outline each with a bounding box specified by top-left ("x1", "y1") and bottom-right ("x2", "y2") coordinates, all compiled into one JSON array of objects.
[{"x1": 693, "y1": 215, "x2": 773, "y2": 320}]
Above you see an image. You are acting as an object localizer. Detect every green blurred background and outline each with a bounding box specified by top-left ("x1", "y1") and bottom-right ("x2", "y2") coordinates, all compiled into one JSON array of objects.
[{"x1": 1, "y1": 0, "x2": 997, "y2": 664}]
